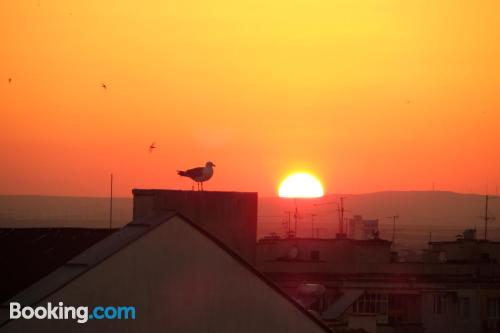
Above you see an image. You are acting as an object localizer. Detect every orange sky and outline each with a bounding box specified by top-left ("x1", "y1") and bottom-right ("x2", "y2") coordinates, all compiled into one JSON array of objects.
[{"x1": 1, "y1": 0, "x2": 499, "y2": 197}]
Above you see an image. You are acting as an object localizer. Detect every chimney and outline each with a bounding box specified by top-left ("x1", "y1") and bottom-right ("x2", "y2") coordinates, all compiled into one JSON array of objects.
[{"x1": 132, "y1": 189, "x2": 258, "y2": 264}]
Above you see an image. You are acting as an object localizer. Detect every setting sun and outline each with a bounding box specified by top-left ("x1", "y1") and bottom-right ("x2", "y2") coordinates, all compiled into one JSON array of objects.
[{"x1": 278, "y1": 172, "x2": 324, "y2": 198}]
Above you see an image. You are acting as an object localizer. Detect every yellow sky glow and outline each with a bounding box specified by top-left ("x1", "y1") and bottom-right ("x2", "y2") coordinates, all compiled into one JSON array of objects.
[
  {"x1": 279, "y1": 172, "x2": 324, "y2": 198},
  {"x1": 1, "y1": 1, "x2": 499, "y2": 197}
]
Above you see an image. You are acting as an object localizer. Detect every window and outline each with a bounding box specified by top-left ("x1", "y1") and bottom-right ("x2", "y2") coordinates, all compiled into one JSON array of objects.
[
  {"x1": 487, "y1": 298, "x2": 500, "y2": 329},
  {"x1": 352, "y1": 293, "x2": 388, "y2": 314},
  {"x1": 481, "y1": 253, "x2": 491, "y2": 261},
  {"x1": 352, "y1": 293, "x2": 421, "y2": 323},
  {"x1": 388, "y1": 294, "x2": 421, "y2": 324},
  {"x1": 433, "y1": 294, "x2": 443, "y2": 314},
  {"x1": 489, "y1": 298, "x2": 500, "y2": 318},
  {"x1": 458, "y1": 297, "x2": 470, "y2": 317},
  {"x1": 310, "y1": 251, "x2": 320, "y2": 261}
]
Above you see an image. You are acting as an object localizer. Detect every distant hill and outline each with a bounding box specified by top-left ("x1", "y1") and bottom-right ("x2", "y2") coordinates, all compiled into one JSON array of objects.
[
  {"x1": 259, "y1": 191, "x2": 500, "y2": 249},
  {"x1": 1, "y1": 191, "x2": 498, "y2": 250}
]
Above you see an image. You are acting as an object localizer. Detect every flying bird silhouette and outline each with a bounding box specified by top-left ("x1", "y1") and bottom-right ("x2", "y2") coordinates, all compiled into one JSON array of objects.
[
  {"x1": 101, "y1": 83, "x2": 107, "y2": 90},
  {"x1": 8, "y1": 78, "x2": 12, "y2": 84},
  {"x1": 177, "y1": 161, "x2": 215, "y2": 191},
  {"x1": 149, "y1": 142, "x2": 157, "y2": 153}
]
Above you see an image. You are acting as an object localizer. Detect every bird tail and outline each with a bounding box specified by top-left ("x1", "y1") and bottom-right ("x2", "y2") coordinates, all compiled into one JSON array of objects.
[{"x1": 177, "y1": 170, "x2": 186, "y2": 177}]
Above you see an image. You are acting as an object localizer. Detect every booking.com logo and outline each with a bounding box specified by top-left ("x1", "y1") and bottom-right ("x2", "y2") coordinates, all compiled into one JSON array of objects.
[{"x1": 9, "y1": 302, "x2": 136, "y2": 324}]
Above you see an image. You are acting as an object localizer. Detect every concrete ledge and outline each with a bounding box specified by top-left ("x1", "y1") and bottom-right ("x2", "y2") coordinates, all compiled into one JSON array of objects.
[{"x1": 132, "y1": 189, "x2": 258, "y2": 265}]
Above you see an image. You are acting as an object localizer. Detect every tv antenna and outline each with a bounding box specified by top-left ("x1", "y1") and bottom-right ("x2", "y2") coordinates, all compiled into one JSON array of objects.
[
  {"x1": 385, "y1": 215, "x2": 400, "y2": 244},
  {"x1": 314, "y1": 197, "x2": 348, "y2": 239},
  {"x1": 480, "y1": 195, "x2": 496, "y2": 240},
  {"x1": 293, "y1": 199, "x2": 301, "y2": 238},
  {"x1": 109, "y1": 173, "x2": 113, "y2": 230}
]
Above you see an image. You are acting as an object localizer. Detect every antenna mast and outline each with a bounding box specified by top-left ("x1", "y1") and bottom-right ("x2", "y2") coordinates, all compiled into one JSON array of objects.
[
  {"x1": 313, "y1": 198, "x2": 348, "y2": 239},
  {"x1": 340, "y1": 197, "x2": 345, "y2": 235},
  {"x1": 284, "y1": 211, "x2": 293, "y2": 238},
  {"x1": 109, "y1": 173, "x2": 113, "y2": 230},
  {"x1": 336, "y1": 197, "x2": 347, "y2": 238},
  {"x1": 483, "y1": 195, "x2": 496, "y2": 240},
  {"x1": 385, "y1": 215, "x2": 399, "y2": 245},
  {"x1": 485, "y1": 194, "x2": 489, "y2": 240}
]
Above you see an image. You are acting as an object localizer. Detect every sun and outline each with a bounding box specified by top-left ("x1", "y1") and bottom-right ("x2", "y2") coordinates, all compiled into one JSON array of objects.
[{"x1": 278, "y1": 172, "x2": 324, "y2": 198}]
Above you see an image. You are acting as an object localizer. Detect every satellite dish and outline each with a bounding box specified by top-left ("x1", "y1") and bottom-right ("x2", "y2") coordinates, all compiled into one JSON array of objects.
[
  {"x1": 288, "y1": 246, "x2": 299, "y2": 260},
  {"x1": 298, "y1": 284, "x2": 326, "y2": 296}
]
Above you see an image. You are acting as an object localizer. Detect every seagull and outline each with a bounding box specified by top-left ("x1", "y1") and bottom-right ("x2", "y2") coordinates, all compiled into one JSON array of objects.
[
  {"x1": 149, "y1": 142, "x2": 157, "y2": 153},
  {"x1": 101, "y1": 83, "x2": 107, "y2": 90},
  {"x1": 177, "y1": 161, "x2": 215, "y2": 191},
  {"x1": 8, "y1": 78, "x2": 12, "y2": 84}
]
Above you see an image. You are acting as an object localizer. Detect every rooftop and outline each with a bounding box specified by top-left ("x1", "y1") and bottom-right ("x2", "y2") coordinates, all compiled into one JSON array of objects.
[
  {"x1": 258, "y1": 237, "x2": 392, "y2": 245},
  {"x1": 0, "y1": 228, "x2": 116, "y2": 303},
  {"x1": 1, "y1": 212, "x2": 332, "y2": 332}
]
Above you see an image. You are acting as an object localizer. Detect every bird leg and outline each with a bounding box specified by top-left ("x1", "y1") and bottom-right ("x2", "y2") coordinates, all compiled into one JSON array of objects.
[{"x1": 201, "y1": 182, "x2": 204, "y2": 192}]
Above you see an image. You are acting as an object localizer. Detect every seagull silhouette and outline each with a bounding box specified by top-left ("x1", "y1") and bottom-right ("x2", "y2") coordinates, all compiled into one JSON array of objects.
[
  {"x1": 101, "y1": 83, "x2": 107, "y2": 90},
  {"x1": 177, "y1": 161, "x2": 215, "y2": 191},
  {"x1": 8, "y1": 78, "x2": 12, "y2": 84},
  {"x1": 149, "y1": 142, "x2": 157, "y2": 153}
]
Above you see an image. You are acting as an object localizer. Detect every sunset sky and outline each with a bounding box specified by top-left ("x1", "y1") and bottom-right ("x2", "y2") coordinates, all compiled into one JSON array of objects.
[{"x1": 1, "y1": 1, "x2": 499, "y2": 197}]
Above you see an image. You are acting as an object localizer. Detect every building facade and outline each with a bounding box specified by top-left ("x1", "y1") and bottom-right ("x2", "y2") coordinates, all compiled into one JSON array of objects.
[
  {"x1": 348, "y1": 215, "x2": 379, "y2": 241},
  {"x1": 257, "y1": 233, "x2": 500, "y2": 333}
]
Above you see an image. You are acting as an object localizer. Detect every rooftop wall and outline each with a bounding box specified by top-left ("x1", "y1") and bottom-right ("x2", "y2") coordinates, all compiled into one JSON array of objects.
[
  {"x1": 257, "y1": 238, "x2": 392, "y2": 274},
  {"x1": 430, "y1": 241, "x2": 500, "y2": 263},
  {"x1": 255, "y1": 238, "x2": 500, "y2": 279},
  {"x1": 132, "y1": 189, "x2": 258, "y2": 264}
]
